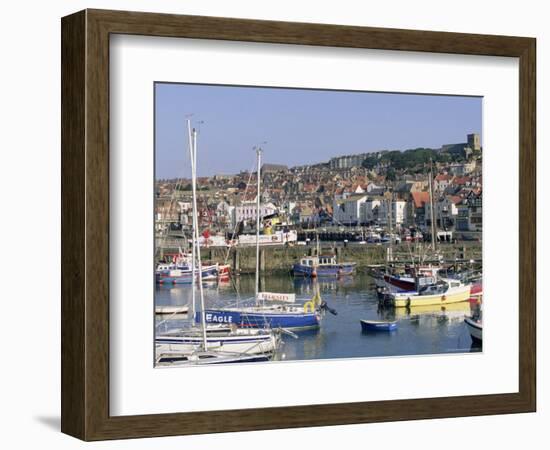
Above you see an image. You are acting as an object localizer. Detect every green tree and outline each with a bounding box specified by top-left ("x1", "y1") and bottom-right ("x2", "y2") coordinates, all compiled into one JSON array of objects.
[{"x1": 361, "y1": 155, "x2": 378, "y2": 170}]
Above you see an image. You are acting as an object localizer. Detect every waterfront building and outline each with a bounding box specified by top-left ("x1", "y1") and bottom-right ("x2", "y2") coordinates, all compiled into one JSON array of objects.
[
  {"x1": 359, "y1": 199, "x2": 407, "y2": 226},
  {"x1": 456, "y1": 190, "x2": 483, "y2": 231},
  {"x1": 155, "y1": 197, "x2": 190, "y2": 231},
  {"x1": 359, "y1": 198, "x2": 382, "y2": 224},
  {"x1": 215, "y1": 200, "x2": 235, "y2": 228},
  {"x1": 333, "y1": 193, "x2": 368, "y2": 225},
  {"x1": 410, "y1": 191, "x2": 431, "y2": 227},
  {"x1": 424, "y1": 196, "x2": 461, "y2": 228},
  {"x1": 297, "y1": 205, "x2": 316, "y2": 225},
  {"x1": 232, "y1": 200, "x2": 278, "y2": 227},
  {"x1": 389, "y1": 200, "x2": 407, "y2": 226}
]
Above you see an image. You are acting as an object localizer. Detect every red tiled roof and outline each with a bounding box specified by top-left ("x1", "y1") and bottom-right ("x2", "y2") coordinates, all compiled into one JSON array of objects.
[
  {"x1": 303, "y1": 183, "x2": 317, "y2": 192},
  {"x1": 411, "y1": 191, "x2": 430, "y2": 208},
  {"x1": 453, "y1": 176, "x2": 471, "y2": 185},
  {"x1": 448, "y1": 195, "x2": 463, "y2": 205},
  {"x1": 435, "y1": 174, "x2": 453, "y2": 181}
]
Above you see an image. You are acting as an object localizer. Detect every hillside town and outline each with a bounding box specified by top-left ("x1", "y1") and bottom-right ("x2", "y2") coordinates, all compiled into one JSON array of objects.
[
  {"x1": 153, "y1": 84, "x2": 484, "y2": 368},
  {"x1": 155, "y1": 132, "x2": 482, "y2": 246}
]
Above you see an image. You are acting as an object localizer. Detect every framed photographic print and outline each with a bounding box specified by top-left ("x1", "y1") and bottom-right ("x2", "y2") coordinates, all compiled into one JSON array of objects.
[{"x1": 61, "y1": 9, "x2": 536, "y2": 441}]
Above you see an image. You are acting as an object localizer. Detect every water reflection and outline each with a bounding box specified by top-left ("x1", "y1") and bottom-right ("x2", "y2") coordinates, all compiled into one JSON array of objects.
[
  {"x1": 155, "y1": 272, "x2": 481, "y2": 361},
  {"x1": 392, "y1": 301, "x2": 471, "y2": 320},
  {"x1": 292, "y1": 276, "x2": 355, "y2": 295}
]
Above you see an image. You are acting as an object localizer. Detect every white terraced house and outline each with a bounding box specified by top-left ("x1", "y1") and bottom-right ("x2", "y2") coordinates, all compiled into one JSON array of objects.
[
  {"x1": 231, "y1": 200, "x2": 277, "y2": 227},
  {"x1": 333, "y1": 193, "x2": 368, "y2": 225},
  {"x1": 360, "y1": 199, "x2": 407, "y2": 226}
]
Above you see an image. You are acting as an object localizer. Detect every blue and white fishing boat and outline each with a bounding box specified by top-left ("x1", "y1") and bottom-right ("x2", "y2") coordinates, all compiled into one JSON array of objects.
[
  {"x1": 360, "y1": 319, "x2": 398, "y2": 332},
  {"x1": 155, "y1": 265, "x2": 218, "y2": 284},
  {"x1": 292, "y1": 255, "x2": 356, "y2": 277},
  {"x1": 202, "y1": 148, "x2": 334, "y2": 330},
  {"x1": 156, "y1": 252, "x2": 219, "y2": 284}
]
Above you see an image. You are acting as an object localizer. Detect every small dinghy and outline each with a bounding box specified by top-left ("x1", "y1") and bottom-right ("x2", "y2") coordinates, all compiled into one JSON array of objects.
[
  {"x1": 464, "y1": 316, "x2": 482, "y2": 343},
  {"x1": 155, "y1": 305, "x2": 189, "y2": 315},
  {"x1": 465, "y1": 295, "x2": 483, "y2": 343},
  {"x1": 360, "y1": 319, "x2": 397, "y2": 332}
]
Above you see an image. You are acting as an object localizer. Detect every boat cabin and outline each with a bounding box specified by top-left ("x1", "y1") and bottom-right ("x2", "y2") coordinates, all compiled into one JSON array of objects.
[
  {"x1": 299, "y1": 255, "x2": 337, "y2": 267},
  {"x1": 417, "y1": 279, "x2": 462, "y2": 295},
  {"x1": 156, "y1": 262, "x2": 176, "y2": 272},
  {"x1": 418, "y1": 283, "x2": 446, "y2": 295}
]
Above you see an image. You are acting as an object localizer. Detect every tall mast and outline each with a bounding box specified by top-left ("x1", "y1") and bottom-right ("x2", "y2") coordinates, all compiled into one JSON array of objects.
[
  {"x1": 316, "y1": 229, "x2": 320, "y2": 256},
  {"x1": 255, "y1": 147, "x2": 262, "y2": 301},
  {"x1": 186, "y1": 119, "x2": 196, "y2": 324},
  {"x1": 384, "y1": 190, "x2": 393, "y2": 263},
  {"x1": 189, "y1": 125, "x2": 208, "y2": 350},
  {"x1": 428, "y1": 159, "x2": 437, "y2": 252},
  {"x1": 388, "y1": 192, "x2": 393, "y2": 262}
]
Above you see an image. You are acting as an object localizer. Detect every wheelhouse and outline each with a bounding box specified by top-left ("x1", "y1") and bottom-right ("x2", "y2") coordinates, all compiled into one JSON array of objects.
[{"x1": 299, "y1": 255, "x2": 337, "y2": 266}]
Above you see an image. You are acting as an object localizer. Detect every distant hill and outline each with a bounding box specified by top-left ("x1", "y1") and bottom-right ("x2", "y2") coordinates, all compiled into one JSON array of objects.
[{"x1": 361, "y1": 147, "x2": 462, "y2": 171}]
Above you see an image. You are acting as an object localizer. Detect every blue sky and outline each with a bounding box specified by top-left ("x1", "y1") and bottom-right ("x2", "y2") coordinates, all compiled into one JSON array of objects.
[{"x1": 155, "y1": 83, "x2": 481, "y2": 179}]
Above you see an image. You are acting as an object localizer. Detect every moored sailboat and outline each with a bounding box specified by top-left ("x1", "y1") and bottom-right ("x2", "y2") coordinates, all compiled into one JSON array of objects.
[
  {"x1": 156, "y1": 350, "x2": 271, "y2": 366},
  {"x1": 154, "y1": 120, "x2": 280, "y2": 365},
  {"x1": 156, "y1": 325, "x2": 280, "y2": 357},
  {"x1": 202, "y1": 147, "x2": 333, "y2": 329}
]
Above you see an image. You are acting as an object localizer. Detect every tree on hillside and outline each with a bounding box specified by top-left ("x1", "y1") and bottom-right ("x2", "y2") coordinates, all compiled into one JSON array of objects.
[
  {"x1": 362, "y1": 147, "x2": 462, "y2": 172},
  {"x1": 385, "y1": 167, "x2": 396, "y2": 181}
]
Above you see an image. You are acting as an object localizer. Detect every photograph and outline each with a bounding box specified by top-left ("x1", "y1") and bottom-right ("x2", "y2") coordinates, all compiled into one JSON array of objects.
[{"x1": 153, "y1": 83, "x2": 483, "y2": 367}]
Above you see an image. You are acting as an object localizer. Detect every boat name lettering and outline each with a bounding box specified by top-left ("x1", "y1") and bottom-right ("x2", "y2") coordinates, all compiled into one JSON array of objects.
[{"x1": 205, "y1": 313, "x2": 233, "y2": 323}]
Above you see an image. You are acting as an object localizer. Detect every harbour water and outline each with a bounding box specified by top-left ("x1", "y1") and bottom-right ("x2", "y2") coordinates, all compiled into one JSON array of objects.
[{"x1": 155, "y1": 273, "x2": 481, "y2": 363}]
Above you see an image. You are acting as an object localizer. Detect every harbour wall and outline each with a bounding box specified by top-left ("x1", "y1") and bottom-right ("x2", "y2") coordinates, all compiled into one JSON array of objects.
[{"x1": 189, "y1": 242, "x2": 483, "y2": 274}]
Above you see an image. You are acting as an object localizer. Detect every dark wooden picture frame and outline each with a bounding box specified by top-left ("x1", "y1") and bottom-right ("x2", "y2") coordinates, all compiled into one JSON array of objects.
[{"x1": 61, "y1": 9, "x2": 536, "y2": 441}]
